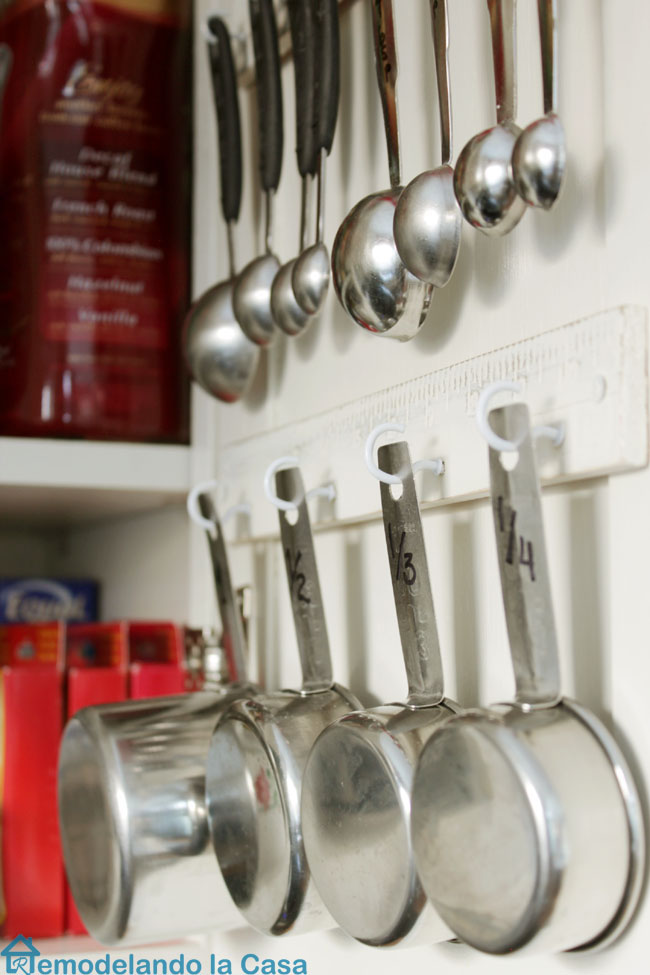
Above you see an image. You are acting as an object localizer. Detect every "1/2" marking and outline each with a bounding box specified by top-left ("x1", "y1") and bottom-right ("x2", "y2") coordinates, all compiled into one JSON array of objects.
[
  {"x1": 285, "y1": 548, "x2": 311, "y2": 604},
  {"x1": 387, "y1": 523, "x2": 417, "y2": 586},
  {"x1": 496, "y1": 496, "x2": 536, "y2": 582}
]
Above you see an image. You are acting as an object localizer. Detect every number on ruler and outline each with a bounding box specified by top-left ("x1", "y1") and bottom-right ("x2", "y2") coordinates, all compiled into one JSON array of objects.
[
  {"x1": 285, "y1": 548, "x2": 311, "y2": 604},
  {"x1": 496, "y1": 496, "x2": 536, "y2": 582},
  {"x1": 387, "y1": 523, "x2": 417, "y2": 586}
]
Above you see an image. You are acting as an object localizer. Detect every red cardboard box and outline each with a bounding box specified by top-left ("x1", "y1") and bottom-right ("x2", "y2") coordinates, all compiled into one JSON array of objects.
[
  {"x1": 127, "y1": 622, "x2": 185, "y2": 699},
  {"x1": 0, "y1": 624, "x2": 65, "y2": 938}
]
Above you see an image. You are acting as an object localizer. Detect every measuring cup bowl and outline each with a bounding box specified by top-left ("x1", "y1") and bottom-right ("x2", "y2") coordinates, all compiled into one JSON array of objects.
[
  {"x1": 411, "y1": 698, "x2": 644, "y2": 955},
  {"x1": 453, "y1": 121, "x2": 526, "y2": 236},
  {"x1": 59, "y1": 687, "x2": 257, "y2": 946},
  {"x1": 331, "y1": 188, "x2": 434, "y2": 340},
  {"x1": 301, "y1": 700, "x2": 459, "y2": 947},
  {"x1": 206, "y1": 683, "x2": 362, "y2": 937}
]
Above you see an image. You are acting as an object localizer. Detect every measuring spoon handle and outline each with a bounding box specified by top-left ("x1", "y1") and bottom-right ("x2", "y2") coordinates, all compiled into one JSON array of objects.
[
  {"x1": 206, "y1": 18, "x2": 242, "y2": 226},
  {"x1": 487, "y1": 0, "x2": 517, "y2": 125},
  {"x1": 370, "y1": 0, "x2": 401, "y2": 188},
  {"x1": 288, "y1": 0, "x2": 318, "y2": 177},
  {"x1": 276, "y1": 467, "x2": 333, "y2": 693},
  {"x1": 378, "y1": 441, "x2": 445, "y2": 708},
  {"x1": 538, "y1": 0, "x2": 557, "y2": 116},
  {"x1": 430, "y1": 0, "x2": 452, "y2": 166},
  {"x1": 198, "y1": 493, "x2": 249, "y2": 685},
  {"x1": 488, "y1": 404, "x2": 561, "y2": 708},
  {"x1": 250, "y1": 0, "x2": 284, "y2": 193},
  {"x1": 314, "y1": 0, "x2": 340, "y2": 156}
]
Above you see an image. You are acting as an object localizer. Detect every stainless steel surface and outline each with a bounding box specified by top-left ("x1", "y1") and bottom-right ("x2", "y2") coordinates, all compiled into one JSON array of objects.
[
  {"x1": 271, "y1": 175, "x2": 314, "y2": 336},
  {"x1": 59, "y1": 497, "x2": 256, "y2": 946},
  {"x1": 182, "y1": 24, "x2": 259, "y2": 402},
  {"x1": 233, "y1": 192, "x2": 280, "y2": 345},
  {"x1": 453, "y1": 0, "x2": 526, "y2": 235},
  {"x1": 410, "y1": 404, "x2": 645, "y2": 955},
  {"x1": 293, "y1": 149, "x2": 331, "y2": 315},
  {"x1": 331, "y1": 0, "x2": 433, "y2": 340},
  {"x1": 206, "y1": 466, "x2": 362, "y2": 936},
  {"x1": 393, "y1": 0, "x2": 462, "y2": 288},
  {"x1": 301, "y1": 442, "x2": 457, "y2": 947},
  {"x1": 59, "y1": 692, "x2": 249, "y2": 945},
  {"x1": 512, "y1": 0, "x2": 566, "y2": 209}
]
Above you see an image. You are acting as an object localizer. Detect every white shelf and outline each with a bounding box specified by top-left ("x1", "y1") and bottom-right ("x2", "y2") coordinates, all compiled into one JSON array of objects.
[{"x1": 0, "y1": 438, "x2": 191, "y2": 528}]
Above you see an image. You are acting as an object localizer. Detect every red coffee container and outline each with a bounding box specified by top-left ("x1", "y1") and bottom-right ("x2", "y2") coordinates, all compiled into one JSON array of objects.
[{"x1": 0, "y1": 0, "x2": 191, "y2": 442}]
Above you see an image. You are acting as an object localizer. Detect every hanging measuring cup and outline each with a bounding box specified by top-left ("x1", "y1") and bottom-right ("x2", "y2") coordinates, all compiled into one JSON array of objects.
[
  {"x1": 301, "y1": 439, "x2": 459, "y2": 947},
  {"x1": 58, "y1": 491, "x2": 258, "y2": 945},
  {"x1": 205, "y1": 465, "x2": 363, "y2": 936},
  {"x1": 411, "y1": 403, "x2": 645, "y2": 955}
]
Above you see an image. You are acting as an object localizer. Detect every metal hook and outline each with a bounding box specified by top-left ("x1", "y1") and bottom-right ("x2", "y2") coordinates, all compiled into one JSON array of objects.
[
  {"x1": 187, "y1": 481, "x2": 250, "y2": 538},
  {"x1": 264, "y1": 456, "x2": 336, "y2": 512},
  {"x1": 365, "y1": 423, "x2": 445, "y2": 486},
  {"x1": 476, "y1": 382, "x2": 565, "y2": 452}
]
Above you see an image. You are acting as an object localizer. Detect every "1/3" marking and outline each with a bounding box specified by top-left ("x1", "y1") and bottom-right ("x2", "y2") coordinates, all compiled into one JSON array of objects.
[
  {"x1": 496, "y1": 496, "x2": 536, "y2": 582},
  {"x1": 387, "y1": 523, "x2": 417, "y2": 586},
  {"x1": 285, "y1": 548, "x2": 311, "y2": 604}
]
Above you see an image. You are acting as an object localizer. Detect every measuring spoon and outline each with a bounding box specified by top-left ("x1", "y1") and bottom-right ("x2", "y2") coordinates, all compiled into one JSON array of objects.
[
  {"x1": 453, "y1": 0, "x2": 526, "y2": 235},
  {"x1": 58, "y1": 492, "x2": 258, "y2": 945},
  {"x1": 301, "y1": 441, "x2": 459, "y2": 946},
  {"x1": 292, "y1": 0, "x2": 340, "y2": 317},
  {"x1": 393, "y1": 0, "x2": 461, "y2": 287},
  {"x1": 182, "y1": 19, "x2": 259, "y2": 402},
  {"x1": 331, "y1": 0, "x2": 433, "y2": 340},
  {"x1": 270, "y1": 0, "x2": 319, "y2": 336},
  {"x1": 205, "y1": 467, "x2": 363, "y2": 936},
  {"x1": 233, "y1": 0, "x2": 284, "y2": 346},
  {"x1": 411, "y1": 404, "x2": 644, "y2": 955},
  {"x1": 512, "y1": 0, "x2": 566, "y2": 209}
]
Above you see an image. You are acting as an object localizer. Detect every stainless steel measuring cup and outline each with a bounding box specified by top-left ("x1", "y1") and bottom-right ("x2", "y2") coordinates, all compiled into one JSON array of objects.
[
  {"x1": 205, "y1": 466, "x2": 363, "y2": 937},
  {"x1": 301, "y1": 441, "x2": 458, "y2": 947},
  {"x1": 58, "y1": 493, "x2": 258, "y2": 945},
  {"x1": 411, "y1": 403, "x2": 645, "y2": 955}
]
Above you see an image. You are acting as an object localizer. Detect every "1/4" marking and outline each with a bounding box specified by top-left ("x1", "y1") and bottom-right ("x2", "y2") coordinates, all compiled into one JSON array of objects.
[{"x1": 496, "y1": 496, "x2": 536, "y2": 582}]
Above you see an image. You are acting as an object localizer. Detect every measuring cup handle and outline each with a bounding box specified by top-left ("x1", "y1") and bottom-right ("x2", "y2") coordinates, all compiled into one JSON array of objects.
[
  {"x1": 287, "y1": 0, "x2": 318, "y2": 177},
  {"x1": 314, "y1": 0, "x2": 340, "y2": 156},
  {"x1": 538, "y1": 0, "x2": 557, "y2": 116},
  {"x1": 430, "y1": 0, "x2": 452, "y2": 166},
  {"x1": 275, "y1": 467, "x2": 333, "y2": 693},
  {"x1": 488, "y1": 404, "x2": 561, "y2": 708},
  {"x1": 198, "y1": 492, "x2": 249, "y2": 684}
]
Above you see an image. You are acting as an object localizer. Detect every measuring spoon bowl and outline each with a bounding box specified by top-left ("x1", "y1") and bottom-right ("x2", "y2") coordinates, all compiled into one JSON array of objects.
[
  {"x1": 393, "y1": 164, "x2": 461, "y2": 287},
  {"x1": 292, "y1": 242, "x2": 330, "y2": 315},
  {"x1": 453, "y1": 121, "x2": 526, "y2": 236},
  {"x1": 233, "y1": 253, "x2": 281, "y2": 346},
  {"x1": 270, "y1": 257, "x2": 313, "y2": 336},
  {"x1": 302, "y1": 700, "x2": 459, "y2": 947},
  {"x1": 183, "y1": 280, "x2": 260, "y2": 402},
  {"x1": 512, "y1": 113, "x2": 566, "y2": 209},
  {"x1": 331, "y1": 188, "x2": 434, "y2": 340}
]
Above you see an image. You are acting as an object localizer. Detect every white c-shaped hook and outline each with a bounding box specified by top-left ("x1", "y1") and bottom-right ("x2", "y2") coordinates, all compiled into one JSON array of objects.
[
  {"x1": 264, "y1": 456, "x2": 336, "y2": 512},
  {"x1": 187, "y1": 481, "x2": 250, "y2": 538},
  {"x1": 476, "y1": 382, "x2": 565, "y2": 452},
  {"x1": 365, "y1": 422, "x2": 445, "y2": 485}
]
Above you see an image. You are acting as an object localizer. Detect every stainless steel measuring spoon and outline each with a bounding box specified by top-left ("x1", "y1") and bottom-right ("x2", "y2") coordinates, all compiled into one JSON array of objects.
[
  {"x1": 411, "y1": 403, "x2": 645, "y2": 955},
  {"x1": 301, "y1": 440, "x2": 459, "y2": 947},
  {"x1": 58, "y1": 492, "x2": 258, "y2": 945},
  {"x1": 205, "y1": 466, "x2": 363, "y2": 936}
]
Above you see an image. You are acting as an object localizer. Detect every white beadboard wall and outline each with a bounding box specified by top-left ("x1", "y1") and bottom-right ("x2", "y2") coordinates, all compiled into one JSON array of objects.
[{"x1": 188, "y1": 0, "x2": 650, "y2": 973}]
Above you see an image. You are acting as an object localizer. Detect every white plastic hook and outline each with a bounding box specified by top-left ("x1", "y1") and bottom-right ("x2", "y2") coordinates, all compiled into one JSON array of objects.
[
  {"x1": 365, "y1": 422, "x2": 445, "y2": 485},
  {"x1": 476, "y1": 382, "x2": 565, "y2": 452},
  {"x1": 264, "y1": 456, "x2": 336, "y2": 512},
  {"x1": 187, "y1": 481, "x2": 250, "y2": 538}
]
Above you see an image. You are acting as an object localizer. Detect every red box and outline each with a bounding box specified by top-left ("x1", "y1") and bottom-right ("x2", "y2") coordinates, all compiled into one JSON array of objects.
[
  {"x1": 127, "y1": 622, "x2": 185, "y2": 699},
  {"x1": 65, "y1": 624, "x2": 129, "y2": 934},
  {"x1": 0, "y1": 624, "x2": 65, "y2": 938}
]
